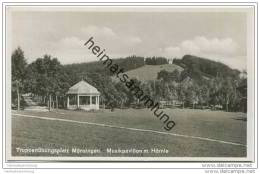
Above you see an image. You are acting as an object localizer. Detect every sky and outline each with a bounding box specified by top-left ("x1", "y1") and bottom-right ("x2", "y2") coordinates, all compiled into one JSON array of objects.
[{"x1": 9, "y1": 8, "x2": 248, "y2": 70}]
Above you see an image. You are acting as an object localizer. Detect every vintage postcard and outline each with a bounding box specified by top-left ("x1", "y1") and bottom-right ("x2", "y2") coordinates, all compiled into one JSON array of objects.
[{"x1": 4, "y1": 4, "x2": 255, "y2": 162}]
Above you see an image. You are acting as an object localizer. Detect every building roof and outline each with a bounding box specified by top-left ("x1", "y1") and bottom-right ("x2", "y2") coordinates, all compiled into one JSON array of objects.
[{"x1": 67, "y1": 80, "x2": 100, "y2": 95}]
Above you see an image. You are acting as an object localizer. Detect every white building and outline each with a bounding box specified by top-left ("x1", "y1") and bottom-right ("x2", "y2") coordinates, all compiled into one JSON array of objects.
[{"x1": 66, "y1": 80, "x2": 100, "y2": 110}]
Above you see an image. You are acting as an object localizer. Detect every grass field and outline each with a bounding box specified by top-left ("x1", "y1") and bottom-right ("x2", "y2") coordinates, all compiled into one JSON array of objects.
[
  {"x1": 112, "y1": 64, "x2": 183, "y2": 82},
  {"x1": 11, "y1": 108, "x2": 247, "y2": 157}
]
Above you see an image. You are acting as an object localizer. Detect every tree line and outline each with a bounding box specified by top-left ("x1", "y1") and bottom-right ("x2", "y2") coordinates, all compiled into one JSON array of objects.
[
  {"x1": 12, "y1": 47, "x2": 247, "y2": 112},
  {"x1": 156, "y1": 69, "x2": 247, "y2": 112}
]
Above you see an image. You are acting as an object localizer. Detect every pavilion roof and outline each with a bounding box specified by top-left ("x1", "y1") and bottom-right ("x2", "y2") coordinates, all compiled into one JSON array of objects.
[{"x1": 67, "y1": 80, "x2": 100, "y2": 95}]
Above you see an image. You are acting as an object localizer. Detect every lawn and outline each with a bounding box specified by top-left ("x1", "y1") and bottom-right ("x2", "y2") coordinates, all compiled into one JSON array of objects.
[{"x1": 11, "y1": 108, "x2": 247, "y2": 157}]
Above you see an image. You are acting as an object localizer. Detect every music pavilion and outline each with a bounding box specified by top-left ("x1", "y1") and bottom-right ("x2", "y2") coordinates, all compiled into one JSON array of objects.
[{"x1": 66, "y1": 80, "x2": 100, "y2": 110}]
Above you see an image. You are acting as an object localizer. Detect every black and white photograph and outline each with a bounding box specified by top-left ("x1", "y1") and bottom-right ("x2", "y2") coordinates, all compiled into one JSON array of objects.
[{"x1": 2, "y1": 2, "x2": 257, "y2": 167}]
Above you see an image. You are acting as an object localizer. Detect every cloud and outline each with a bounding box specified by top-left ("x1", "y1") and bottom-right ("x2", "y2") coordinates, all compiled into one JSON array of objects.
[
  {"x1": 191, "y1": 36, "x2": 237, "y2": 55},
  {"x1": 164, "y1": 46, "x2": 182, "y2": 57},
  {"x1": 58, "y1": 36, "x2": 86, "y2": 48},
  {"x1": 164, "y1": 36, "x2": 238, "y2": 58},
  {"x1": 45, "y1": 36, "x2": 94, "y2": 64},
  {"x1": 45, "y1": 25, "x2": 143, "y2": 64},
  {"x1": 162, "y1": 36, "x2": 245, "y2": 70},
  {"x1": 181, "y1": 40, "x2": 200, "y2": 54},
  {"x1": 57, "y1": 25, "x2": 142, "y2": 51},
  {"x1": 81, "y1": 25, "x2": 117, "y2": 38},
  {"x1": 80, "y1": 25, "x2": 142, "y2": 48},
  {"x1": 128, "y1": 36, "x2": 142, "y2": 44}
]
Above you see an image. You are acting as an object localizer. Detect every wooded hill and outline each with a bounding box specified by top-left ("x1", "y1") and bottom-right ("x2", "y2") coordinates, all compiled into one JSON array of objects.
[
  {"x1": 172, "y1": 55, "x2": 241, "y2": 81},
  {"x1": 64, "y1": 54, "x2": 241, "y2": 83},
  {"x1": 12, "y1": 47, "x2": 247, "y2": 112}
]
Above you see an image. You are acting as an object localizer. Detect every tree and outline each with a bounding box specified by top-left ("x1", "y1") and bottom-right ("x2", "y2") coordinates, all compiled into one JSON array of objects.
[
  {"x1": 12, "y1": 47, "x2": 27, "y2": 110},
  {"x1": 198, "y1": 83, "x2": 211, "y2": 108},
  {"x1": 145, "y1": 57, "x2": 168, "y2": 65},
  {"x1": 220, "y1": 77, "x2": 237, "y2": 112},
  {"x1": 168, "y1": 81, "x2": 178, "y2": 102},
  {"x1": 157, "y1": 69, "x2": 180, "y2": 82},
  {"x1": 157, "y1": 70, "x2": 169, "y2": 81},
  {"x1": 186, "y1": 84, "x2": 199, "y2": 109},
  {"x1": 177, "y1": 82, "x2": 186, "y2": 109},
  {"x1": 24, "y1": 55, "x2": 70, "y2": 110}
]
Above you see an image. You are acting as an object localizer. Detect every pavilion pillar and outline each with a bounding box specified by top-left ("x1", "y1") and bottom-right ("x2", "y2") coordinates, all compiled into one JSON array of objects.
[
  {"x1": 67, "y1": 95, "x2": 70, "y2": 108},
  {"x1": 90, "y1": 95, "x2": 92, "y2": 106},
  {"x1": 96, "y1": 96, "x2": 99, "y2": 110},
  {"x1": 77, "y1": 94, "x2": 79, "y2": 108}
]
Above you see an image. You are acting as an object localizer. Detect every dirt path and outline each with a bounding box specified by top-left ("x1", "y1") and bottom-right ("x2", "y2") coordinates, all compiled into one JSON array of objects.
[{"x1": 22, "y1": 95, "x2": 49, "y2": 112}]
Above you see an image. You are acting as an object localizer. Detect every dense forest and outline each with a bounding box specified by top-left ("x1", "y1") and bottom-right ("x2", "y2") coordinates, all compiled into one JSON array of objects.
[
  {"x1": 172, "y1": 55, "x2": 241, "y2": 81},
  {"x1": 12, "y1": 47, "x2": 247, "y2": 112}
]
